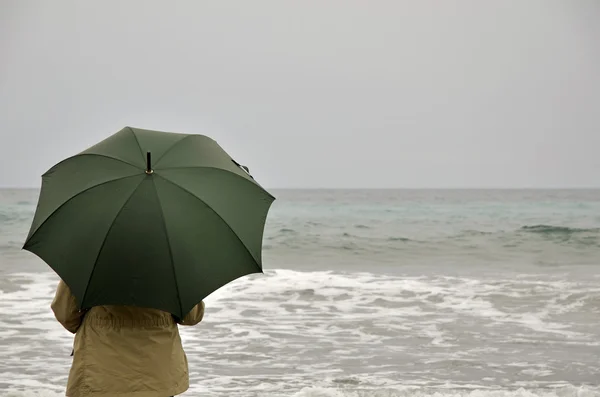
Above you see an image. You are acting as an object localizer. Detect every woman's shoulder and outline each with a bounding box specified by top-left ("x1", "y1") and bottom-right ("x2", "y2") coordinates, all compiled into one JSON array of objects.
[{"x1": 85, "y1": 305, "x2": 175, "y2": 328}]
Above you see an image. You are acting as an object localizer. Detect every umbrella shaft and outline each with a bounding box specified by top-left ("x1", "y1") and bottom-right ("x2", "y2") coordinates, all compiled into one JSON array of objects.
[{"x1": 146, "y1": 152, "x2": 153, "y2": 174}]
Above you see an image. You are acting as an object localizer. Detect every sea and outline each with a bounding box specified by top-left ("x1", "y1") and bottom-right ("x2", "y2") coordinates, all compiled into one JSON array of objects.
[{"x1": 1, "y1": 188, "x2": 599, "y2": 397}]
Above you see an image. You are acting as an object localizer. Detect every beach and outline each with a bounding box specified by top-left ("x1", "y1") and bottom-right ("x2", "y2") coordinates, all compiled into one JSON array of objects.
[{"x1": 1, "y1": 188, "x2": 599, "y2": 396}]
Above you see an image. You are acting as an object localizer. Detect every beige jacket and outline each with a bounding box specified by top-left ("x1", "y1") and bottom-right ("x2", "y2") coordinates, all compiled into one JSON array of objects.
[{"x1": 51, "y1": 280, "x2": 204, "y2": 397}]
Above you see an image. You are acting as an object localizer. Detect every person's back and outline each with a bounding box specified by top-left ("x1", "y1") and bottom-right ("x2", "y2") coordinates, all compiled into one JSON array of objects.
[{"x1": 52, "y1": 280, "x2": 204, "y2": 397}]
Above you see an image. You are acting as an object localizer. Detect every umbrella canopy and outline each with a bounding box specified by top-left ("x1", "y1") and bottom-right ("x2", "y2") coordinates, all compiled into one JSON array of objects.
[{"x1": 23, "y1": 126, "x2": 275, "y2": 318}]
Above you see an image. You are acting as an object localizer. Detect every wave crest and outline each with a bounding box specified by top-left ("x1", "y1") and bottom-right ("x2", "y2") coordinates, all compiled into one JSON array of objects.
[{"x1": 521, "y1": 225, "x2": 600, "y2": 234}]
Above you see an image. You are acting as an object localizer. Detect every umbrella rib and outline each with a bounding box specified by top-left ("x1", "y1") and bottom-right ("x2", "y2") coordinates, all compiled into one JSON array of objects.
[
  {"x1": 155, "y1": 174, "x2": 262, "y2": 269},
  {"x1": 80, "y1": 153, "x2": 141, "y2": 169},
  {"x1": 43, "y1": 153, "x2": 142, "y2": 176},
  {"x1": 79, "y1": 176, "x2": 146, "y2": 309},
  {"x1": 158, "y1": 166, "x2": 275, "y2": 199},
  {"x1": 24, "y1": 174, "x2": 143, "y2": 245},
  {"x1": 153, "y1": 135, "x2": 194, "y2": 167},
  {"x1": 150, "y1": 178, "x2": 183, "y2": 317},
  {"x1": 127, "y1": 127, "x2": 147, "y2": 164}
]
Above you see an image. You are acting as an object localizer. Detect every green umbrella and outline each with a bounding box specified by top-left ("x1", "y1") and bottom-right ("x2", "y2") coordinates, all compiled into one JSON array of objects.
[{"x1": 23, "y1": 126, "x2": 275, "y2": 318}]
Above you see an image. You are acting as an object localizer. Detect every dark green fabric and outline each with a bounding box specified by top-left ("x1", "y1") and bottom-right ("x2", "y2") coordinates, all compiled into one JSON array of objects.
[{"x1": 24, "y1": 127, "x2": 274, "y2": 318}]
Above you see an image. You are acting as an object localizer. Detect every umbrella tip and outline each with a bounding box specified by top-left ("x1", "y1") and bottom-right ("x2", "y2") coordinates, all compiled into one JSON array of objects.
[{"x1": 146, "y1": 152, "x2": 153, "y2": 174}]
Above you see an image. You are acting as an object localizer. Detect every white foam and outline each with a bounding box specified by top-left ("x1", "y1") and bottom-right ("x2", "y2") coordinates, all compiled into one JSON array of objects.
[
  {"x1": 289, "y1": 386, "x2": 600, "y2": 397},
  {"x1": 1, "y1": 269, "x2": 600, "y2": 395},
  {"x1": 1, "y1": 392, "x2": 63, "y2": 397}
]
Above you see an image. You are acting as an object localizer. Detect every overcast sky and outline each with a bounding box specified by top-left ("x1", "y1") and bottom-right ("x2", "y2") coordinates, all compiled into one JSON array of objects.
[{"x1": 1, "y1": 0, "x2": 599, "y2": 188}]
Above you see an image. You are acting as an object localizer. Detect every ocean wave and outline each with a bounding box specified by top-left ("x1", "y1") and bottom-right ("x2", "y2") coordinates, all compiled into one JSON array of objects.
[
  {"x1": 1, "y1": 393, "x2": 64, "y2": 397},
  {"x1": 2, "y1": 270, "x2": 600, "y2": 396},
  {"x1": 265, "y1": 223, "x2": 600, "y2": 258},
  {"x1": 6, "y1": 386, "x2": 600, "y2": 397},
  {"x1": 0, "y1": 210, "x2": 34, "y2": 224},
  {"x1": 279, "y1": 228, "x2": 296, "y2": 234},
  {"x1": 387, "y1": 237, "x2": 413, "y2": 242},
  {"x1": 0, "y1": 240, "x2": 24, "y2": 250},
  {"x1": 3, "y1": 386, "x2": 599, "y2": 397},
  {"x1": 520, "y1": 225, "x2": 600, "y2": 234},
  {"x1": 290, "y1": 386, "x2": 600, "y2": 397},
  {"x1": 459, "y1": 230, "x2": 495, "y2": 236}
]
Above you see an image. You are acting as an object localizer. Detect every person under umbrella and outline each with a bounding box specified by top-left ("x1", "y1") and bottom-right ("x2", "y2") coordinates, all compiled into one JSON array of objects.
[
  {"x1": 51, "y1": 279, "x2": 204, "y2": 397},
  {"x1": 24, "y1": 127, "x2": 275, "y2": 397}
]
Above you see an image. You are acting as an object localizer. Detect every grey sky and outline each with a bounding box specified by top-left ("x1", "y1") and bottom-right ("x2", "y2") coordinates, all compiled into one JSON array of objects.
[{"x1": 1, "y1": 1, "x2": 599, "y2": 189}]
